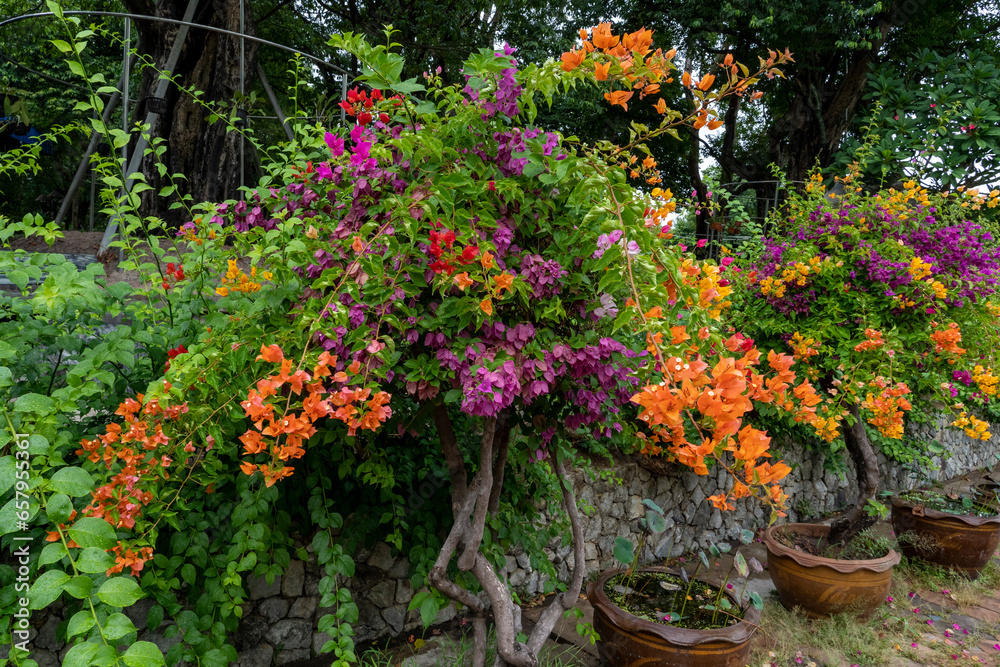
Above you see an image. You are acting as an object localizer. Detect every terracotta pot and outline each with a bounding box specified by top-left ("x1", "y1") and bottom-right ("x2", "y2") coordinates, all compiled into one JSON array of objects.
[
  {"x1": 891, "y1": 496, "x2": 1000, "y2": 579},
  {"x1": 586, "y1": 567, "x2": 759, "y2": 667},
  {"x1": 762, "y1": 523, "x2": 899, "y2": 619}
]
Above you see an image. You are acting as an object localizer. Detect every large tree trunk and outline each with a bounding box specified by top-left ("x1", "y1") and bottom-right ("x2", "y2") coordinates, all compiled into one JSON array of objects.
[
  {"x1": 121, "y1": 0, "x2": 259, "y2": 223},
  {"x1": 828, "y1": 404, "x2": 880, "y2": 545}
]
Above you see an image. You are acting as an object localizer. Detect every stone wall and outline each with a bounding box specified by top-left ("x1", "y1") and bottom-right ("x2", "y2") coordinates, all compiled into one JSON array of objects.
[
  {"x1": 557, "y1": 416, "x2": 1000, "y2": 579},
  {"x1": 15, "y1": 416, "x2": 999, "y2": 667}
]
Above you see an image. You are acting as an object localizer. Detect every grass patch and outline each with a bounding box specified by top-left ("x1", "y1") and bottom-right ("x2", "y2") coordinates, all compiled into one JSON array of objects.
[{"x1": 752, "y1": 556, "x2": 1000, "y2": 666}]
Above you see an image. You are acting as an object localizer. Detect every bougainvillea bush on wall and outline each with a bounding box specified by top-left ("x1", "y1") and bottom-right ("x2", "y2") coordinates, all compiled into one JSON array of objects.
[
  {"x1": 1, "y1": 14, "x2": 825, "y2": 667},
  {"x1": 733, "y1": 171, "x2": 1000, "y2": 540}
]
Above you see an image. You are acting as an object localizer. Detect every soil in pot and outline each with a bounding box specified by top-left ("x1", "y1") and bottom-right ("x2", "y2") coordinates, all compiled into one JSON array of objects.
[
  {"x1": 774, "y1": 525, "x2": 893, "y2": 561},
  {"x1": 891, "y1": 491, "x2": 1000, "y2": 579},
  {"x1": 764, "y1": 523, "x2": 900, "y2": 619},
  {"x1": 603, "y1": 570, "x2": 745, "y2": 629},
  {"x1": 588, "y1": 567, "x2": 760, "y2": 667},
  {"x1": 896, "y1": 489, "x2": 1000, "y2": 518}
]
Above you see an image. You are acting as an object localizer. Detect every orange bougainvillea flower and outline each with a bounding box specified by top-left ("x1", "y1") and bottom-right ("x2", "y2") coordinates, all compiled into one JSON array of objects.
[
  {"x1": 480, "y1": 298, "x2": 494, "y2": 316},
  {"x1": 454, "y1": 272, "x2": 474, "y2": 290},
  {"x1": 257, "y1": 344, "x2": 284, "y2": 363},
  {"x1": 481, "y1": 251, "x2": 495, "y2": 270},
  {"x1": 560, "y1": 49, "x2": 585, "y2": 72},
  {"x1": 591, "y1": 22, "x2": 620, "y2": 50},
  {"x1": 352, "y1": 236, "x2": 365, "y2": 253},
  {"x1": 604, "y1": 90, "x2": 634, "y2": 111},
  {"x1": 697, "y1": 73, "x2": 716, "y2": 91},
  {"x1": 622, "y1": 27, "x2": 653, "y2": 56},
  {"x1": 494, "y1": 273, "x2": 514, "y2": 292},
  {"x1": 594, "y1": 61, "x2": 611, "y2": 81},
  {"x1": 681, "y1": 71, "x2": 692, "y2": 87}
]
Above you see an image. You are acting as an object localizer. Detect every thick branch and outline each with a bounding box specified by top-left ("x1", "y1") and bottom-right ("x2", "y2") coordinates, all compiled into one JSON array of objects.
[
  {"x1": 434, "y1": 404, "x2": 468, "y2": 514},
  {"x1": 471, "y1": 555, "x2": 537, "y2": 667},
  {"x1": 526, "y1": 451, "x2": 586, "y2": 654},
  {"x1": 458, "y1": 417, "x2": 498, "y2": 571},
  {"x1": 828, "y1": 404, "x2": 880, "y2": 544}
]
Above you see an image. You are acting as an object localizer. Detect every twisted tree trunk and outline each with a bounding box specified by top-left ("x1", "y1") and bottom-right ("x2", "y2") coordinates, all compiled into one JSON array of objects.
[
  {"x1": 828, "y1": 404, "x2": 880, "y2": 545},
  {"x1": 429, "y1": 405, "x2": 587, "y2": 667}
]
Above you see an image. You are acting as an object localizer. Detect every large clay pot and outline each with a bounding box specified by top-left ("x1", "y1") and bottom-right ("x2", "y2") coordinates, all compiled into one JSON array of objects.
[
  {"x1": 586, "y1": 567, "x2": 759, "y2": 667},
  {"x1": 891, "y1": 496, "x2": 1000, "y2": 579},
  {"x1": 763, "y1": 523, "x2": 899, "y2": 619}
]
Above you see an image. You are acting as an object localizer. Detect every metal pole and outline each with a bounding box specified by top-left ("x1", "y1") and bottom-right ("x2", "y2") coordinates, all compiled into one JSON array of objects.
[
  {"x1": 239, "y1": 0, "x2": 245, "y2": 197},
  {"x1": 122, "y1": 18, "x2": 130, "y2": 166},
  {"x1": 54, "y1": 54, "x2": 135, "y2": 227},
  {"x1": 341, "y1": 74, "x2": 347, "y2": 125},
  {"x1": 100, "y1": 0, "x2": 201, "y2": 257},
  {"x1": 256, "y1": 62, "x2": 294, "y2": 142}
]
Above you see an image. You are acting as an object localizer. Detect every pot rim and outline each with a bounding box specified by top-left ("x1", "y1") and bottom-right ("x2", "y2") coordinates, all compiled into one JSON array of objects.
[
  {"x1": 763, "y1": 523, "x2": 901, "y2": 574},
  {"x1": 586, "y1": 566, "x2": 760, "y2": 647},
  {"x1": 891, "y1": 495, "x2": 1000, "y2": 526}
]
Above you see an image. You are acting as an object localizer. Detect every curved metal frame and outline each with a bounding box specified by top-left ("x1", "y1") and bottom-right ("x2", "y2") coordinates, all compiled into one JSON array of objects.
[
  {"x1": 0, "y1": 10, "x2": 350, "y2": 79},
  {"x1": 1, "y1": 8, "x2": 352, "y2": 239}
]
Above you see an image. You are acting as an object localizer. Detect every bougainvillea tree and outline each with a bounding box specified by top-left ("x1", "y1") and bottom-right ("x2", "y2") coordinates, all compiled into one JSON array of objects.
[
  {"x1": 5, "y1": 19, "x2": 830, "y2": 667},
  {"x1": 735, "y1": 171, "x2": 1000, "y2": 542}
]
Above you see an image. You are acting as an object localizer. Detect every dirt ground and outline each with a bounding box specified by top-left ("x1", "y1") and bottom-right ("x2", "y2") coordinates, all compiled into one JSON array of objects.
[
  {"x1": 3, "y1": 230, "x2": 250, "y2": 292},
  {"x1": 7, "y1": 230, "x2": 106, "y2": 255}
]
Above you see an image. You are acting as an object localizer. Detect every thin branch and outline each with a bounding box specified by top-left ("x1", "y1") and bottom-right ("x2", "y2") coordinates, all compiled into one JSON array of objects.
[{"x1": 488, "y1": 420, "x2": 511, "y2": 514}]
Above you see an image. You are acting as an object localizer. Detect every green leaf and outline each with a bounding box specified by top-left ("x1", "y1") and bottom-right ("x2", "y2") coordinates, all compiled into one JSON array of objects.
[
  {"x1": 734, "y1": 552, "x2": 749, "y2": 578},
  {"x1": 146, "y1": 604, "x2": 164, "y2": 631},
  {"x1": 202, "y1": 649, "x2": 228, "y2": 667},
  {"x1": 66, "y1": 610, "x2": 96, "y2": 639},
  {"x1": 123, "y1": 641, "x2": 165, "y2": 667},
  {"x1": 390, "y1": 79, "x2": 426, "y2": 95},
  {"x1": 103, "y1": 613, "x2": 137, "y2": 641},
  {"x1": 63, "y1": 575, "x2": 94, "y2": 599},
  {"x1": 646, "y1": 509, "x2": 666, "y2": 534},
  {"x1": 62, "y1": 641, "x2": 99, "y2": 667},
  {"x1": 419, "y1": 595, "x2": 439, "y2": 628},
  {"x1": 12, "y1": 393, "x2": 55, "y2": 414},
  {"x1": 612, "y1": 536, "x2": 634, "y2": 565},
  {"x1": 28, "y1": 569, "x2": 70, "y2": 609},
  {"x1": 69, "y1": 517, "x2": 117, "y2": 550},
  {"x1": 46, "y1": 493, "x2": 74, "y2": 524},
  {"x1": 50, "y1": 467, "x2": 95, "y2": 497},
  {"x1": 0, "y1": 456, "x2": 15, "y2": 495},
  {"x1": 38, "y1": 542, "x2": 68, "y2": 566},
  {"x1": 749, "y1": 591, "x2": 763, "y2": 610},
  {"x1": 77, "y1": 547, "x2": 116, "y2": 574},
  {"x1": 641, "y1": 499, "x2": 665, "y2": 515},
  {"x1": 740, "y1": 529, "x2": 754, "y2": 545},
  {"x1": 96, "y1": 576, "x2": 143, "y2": 607}
]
